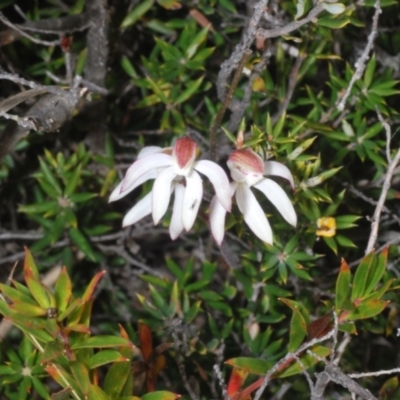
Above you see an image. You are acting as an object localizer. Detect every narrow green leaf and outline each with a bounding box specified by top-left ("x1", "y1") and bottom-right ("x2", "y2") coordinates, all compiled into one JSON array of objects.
[
  {"x1": 351, "y1": 252, "x2": 374, "y2": 301},
  {"x1": 69, "y1": 228, "x2": 97, "y2": 261},
  {"x1": 225, "y1": 357, "x2": 272, "y2": 375},
  {"x1": 65, "y1": 164, "x2": 82, "y2": 196},
  {"x1": 335, "y1": 259, "x2": 351, "y2": 311},
  {"x1": 55, "y1": 267, "x2": 72, "y2": 315},
  {"x1": 88, "y1": 350, "x2": 129, "y2": 369},
  {"x1": 38, "y1": 158, "x2": 62, "y2": 196},
  {"x1": 0, "y1": 283, "x2": 37, "y2": 306},
  {"x1": 363, "y1": 248, "x2": 388, "y2": 296},
  {"x1": 71, "y1": 335, "x2": 131, "y2": 350},
  {"x1": 120, "y1": 0, "x2": 154, "y2": 28},
  {"x1": 174, "y1": 76, "x2": 204, "y2": 105},
  {"x1": 363, "y1": 54, "x2": 376, "y2": 88},
  {"x1": 288, "y1": 308, "x2": 307, "y2": 352}
]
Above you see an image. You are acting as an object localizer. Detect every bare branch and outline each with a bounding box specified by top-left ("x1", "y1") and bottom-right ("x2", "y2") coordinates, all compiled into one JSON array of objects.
[{"x1": 337, "y1": 0, "x2": 382, "y2": 111}]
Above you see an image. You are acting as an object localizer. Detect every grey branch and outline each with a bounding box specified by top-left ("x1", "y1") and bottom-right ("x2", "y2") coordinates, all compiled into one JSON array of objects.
[{"x1": 336, "y1": 0, "x2": 382, "y2": 111}]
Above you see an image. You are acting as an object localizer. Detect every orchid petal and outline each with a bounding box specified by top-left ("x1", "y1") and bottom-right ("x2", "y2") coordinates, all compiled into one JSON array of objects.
[
  {"x1": 137, "y1": 146, "x2": 163, "y2": 159},
  {"x1": 109, "y1": 169, "x2": 158, "y2": 202},
  {"x1": 169, "y1": 183, "x2": 185, "y2": 240},
  {"x1": 194, "y1": 160, "x2": 232, "y2": 212},
  {"x1": 182, "y1": 171, "x2": 203, "y2": 231},
  {"x1": 264, "y1": 161, "x2": 295, "y2": 189},
  {"x1": 209, "y1": 196, "x2": 226, "y2": 245},
  {"x1": 109, "y1": 181, "x2": 123, "y2": 203},
  {"x1": 122, "y1": 191, "x2": 152, "y2": 227},
  {"x1": 121, "y1": 153, "x2": 172, "y2": 193},
  {"x1": 253, "y1": 178, "x2": 297, "y2": 227},
  {"x1": 152, "y1": 166, "x2": 176, "y2": 225},
  {"x1": 236, "y1": 183, "x2": 273, "y2": 244}
]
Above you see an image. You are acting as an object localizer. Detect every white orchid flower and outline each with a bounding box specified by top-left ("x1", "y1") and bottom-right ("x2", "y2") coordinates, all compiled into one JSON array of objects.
[
  {"x1": 210, "y1": 148, "x2": 297, "y2": 245},
  {"x1": 109, "y1": 136, "x2": 232, "y2": 240}
]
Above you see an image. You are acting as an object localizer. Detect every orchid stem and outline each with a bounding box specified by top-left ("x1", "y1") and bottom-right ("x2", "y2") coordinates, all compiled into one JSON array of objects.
[{"x1": 210, "y1": 49, "x2": 252, "y2": 161}]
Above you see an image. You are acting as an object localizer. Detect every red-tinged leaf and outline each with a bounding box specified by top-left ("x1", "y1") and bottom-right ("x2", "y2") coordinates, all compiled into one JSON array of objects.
[
  {"x1": 71, "y1": 335, "x2": 132, "y2": 350},
  {"x1": 153, "y1": 354, "x2": 166, "y2": 375},
  {"x1": 0, "y1": 283, "x2": 37, "y2": 305},
  {"x1": 274, "y1": 345, "x2": 331, "y2": 378},
  {"x1": 55, "y1": 267, "x2": 72, "y2": 314},
  {"x1": 82, "y1": 271, "x2": 106, "y2": 303},
  {"x1": 24, "y1": 248, "x2": 40, "y2": 279},
  {"x1": 336, "y1": 258, "x2": 351, "y2": 311},
  {"x1": 351, "y1": 251, "x2": 374, "y2": 302},
  {"x1": 10, "y1": 301, "x2": 47, "y2": 317},
  {"x1": 225, "y1": 358, "x2": 272, "y2": 375},
  {"x1": 347, "y1": 299, "x2": 389, "y2": 320},
  {"x1": 139, "y1": 322, "x2": 153, "y2": 361},
  {"x1": 70, "y1": 361, "x2": 90, "y2": 395},
  {"x1": 141, "y1": 391, "x2": 181, "y2": 400},
  {"x1": 63, "y1": 324, "x2": 91, "y2": 334},
  {"x1": 45, "y1": 364, "x2": 83, "y2": 397},
  {"x1": 308, "y1": 313, "x2": 332, "y2": 340},
  {"x1": 379, "y1": 376, "x2": 398, "y2": 399},
  {"x1": 24, "y1": 265, "x2": 55, "y2": 309},
  {"x1": 88, "y1": 350, "x2": 129, "y2": 369},
  {"x1": 235, "y1": 377, "x2": 263, "y2": 400},
  {"x1": 227, "y1": 367, "x2": 248, "y2": 396}
]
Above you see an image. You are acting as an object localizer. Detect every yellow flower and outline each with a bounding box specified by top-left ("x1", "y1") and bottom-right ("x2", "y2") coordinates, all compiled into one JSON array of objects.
[{"x1": 316, "y1": 217, "x2": 336, "y2": 237}]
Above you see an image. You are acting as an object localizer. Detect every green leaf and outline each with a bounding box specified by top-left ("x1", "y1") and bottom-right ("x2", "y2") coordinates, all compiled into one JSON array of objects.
[
  {"x1": 71, "y1": 336, "x2": 131, "y2": 350},
  {"x1": 54, "y1": 267, "x2": 72, "y2": 315},
  {"x1": 351, "y1": 252, "x2": 374, "y2": 301},
  {"x1": 87, "y1": 384, "x2": 111, "y2": 400},
  {"x1": 364, "y1": 247, "x2": 389, "y2": 296},
  {"x1": 186, "y1": 27, "x2": 209, "y2": 59},
  {"x1": 141, "y1": 391, "x2": 181, "y2": 400},
  {"x1": 101, "y1": 326, "x2": 134, "y2": 397},
  {"x1": 65, "y1": 164, "x2": 82, "y2": 196},
  {"x1": 174, "y1": 76, "x2": 204, "y2": 105},
  {"x1": 69, "y1": 228, "x2": 97, "y2": 262},
  {"x1": 38, "y1": 158, "x2": 62, "y2": 196},
  {"x1": 274, "y1": 345, "x2": 331, "y2": 378},
  {"x1": 335, "y1": 259, "x2": 351, "y2": 311},
  {"x1": 225, "y1": 357, "x2": 272, "y2": 375},
  {"x1": 120, "y1": 0, "x2": 154, "y2": 28},
  {"x1": 24, "y1": 260, "x2": 55, "y2": 309},
  {"x1": 317, "y1": 17, "x2": 350, "y2": 29},
  {"x1": 288, "y1": 308, "x2": 307, "y2": 352},
  {"x1": 0, "y1": 283, "x2": 37, "y2": 306},
  {"x1": 88, "y1": 350, "x2": 129, "y2": 369},
  {"x1": 347, "y1": 299, "x2": 389, "y2": 320},
  {"x1": 11, "y1": 301, "x2": 47, "y2": 317},
  {"x1": 363, "y1": 54, "x2": 376, "y2": 88}
]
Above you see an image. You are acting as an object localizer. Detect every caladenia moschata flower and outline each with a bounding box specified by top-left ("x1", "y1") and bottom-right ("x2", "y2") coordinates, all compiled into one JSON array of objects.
[
  {"x1": 210, "y1": 148, "x2": 297, "y2": 245},
  {"x1": 109, "y1": 136, "x2": 232, "y2": 240}
]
